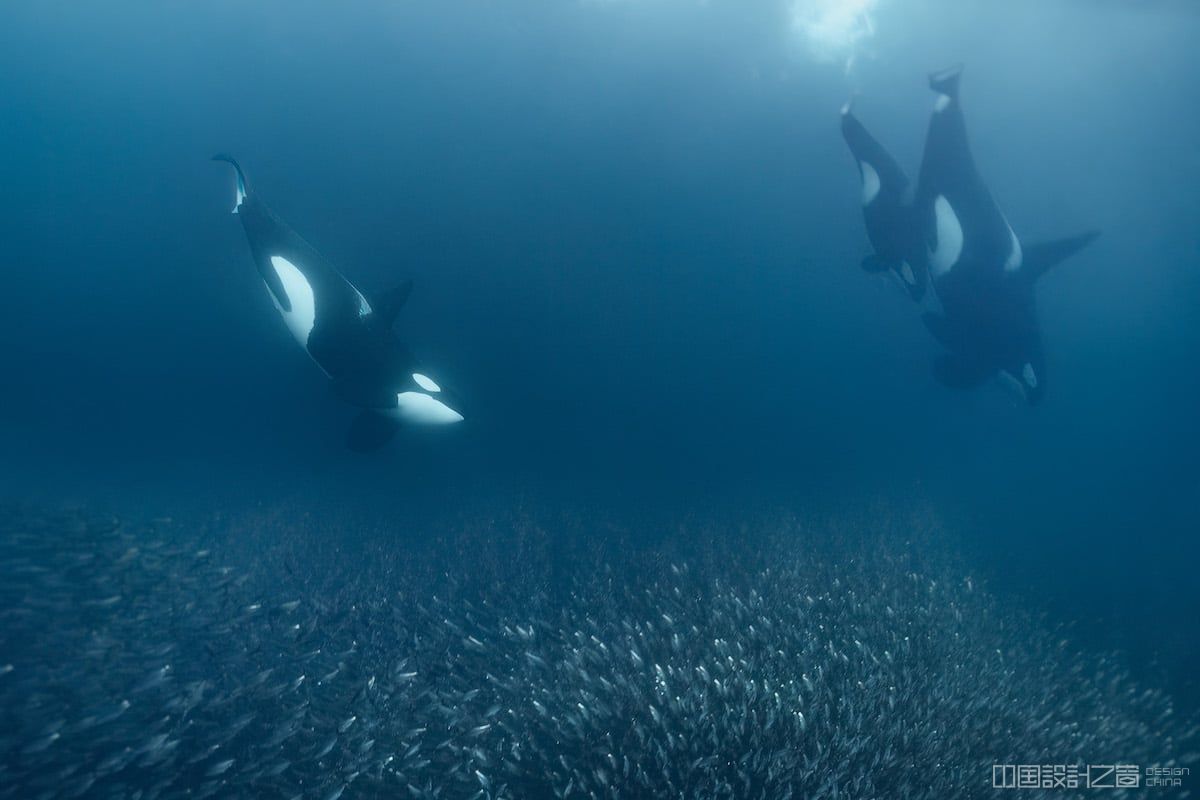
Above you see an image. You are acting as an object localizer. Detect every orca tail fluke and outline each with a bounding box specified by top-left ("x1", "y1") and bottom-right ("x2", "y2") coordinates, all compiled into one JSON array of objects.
[
  {"x1": 346, "y1": 410, "x2": 400, "y2": 452},
  {"x1": 1022, "y1": 230, "x2": 1100, "y2": 282},
  {"x1": 929, "y1": 63, "x2": 963, "y2": 100},
  {"x1": 840, "y1": 99, "x2": 911, "y2": 199},
  {"x1": 211, "y1": 154, "x2": 248, "y2": 214}
]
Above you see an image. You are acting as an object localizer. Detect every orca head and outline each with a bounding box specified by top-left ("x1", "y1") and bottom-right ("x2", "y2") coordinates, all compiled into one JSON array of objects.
[
  {"x1": 928, "y1": 283, "x2": 1045, "y2": 404},
  {"x1": 999, "y1": 281, "x2": 1046, "y2": 404},
  {"x1": 973, "y1": 292, "x2": 1046, "y2": 405},
  {"x1": 988, "y1": 301, "x2": 1046, "y2": 405},
  {"x1": 391, "y1": 372, "x2": 465, "y2": 425}
]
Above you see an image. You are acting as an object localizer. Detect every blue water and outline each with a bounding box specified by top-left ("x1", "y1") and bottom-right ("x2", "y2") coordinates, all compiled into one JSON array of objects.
[{"x1": 0, "y1": 1, "x2": 1197, "y2": 795}]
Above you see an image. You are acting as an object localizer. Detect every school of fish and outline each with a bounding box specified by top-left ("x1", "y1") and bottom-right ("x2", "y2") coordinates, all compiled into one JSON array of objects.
[{"x1": 0, "y1": 504, "x2": 1193, "y2": 799}]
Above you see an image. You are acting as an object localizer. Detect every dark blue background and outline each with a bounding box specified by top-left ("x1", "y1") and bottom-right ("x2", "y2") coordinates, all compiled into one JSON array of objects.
[{"x1": 1, "y1": 1, "x2": 1197, "y2": 715}]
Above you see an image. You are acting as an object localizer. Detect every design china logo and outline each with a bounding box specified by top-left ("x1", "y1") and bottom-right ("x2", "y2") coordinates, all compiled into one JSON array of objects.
[{"x1": 992, "y1": 764, "x2": 1188, "y2": 790}]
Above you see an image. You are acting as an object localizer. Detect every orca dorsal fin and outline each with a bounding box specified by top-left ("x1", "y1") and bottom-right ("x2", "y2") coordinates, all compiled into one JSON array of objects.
[
  {"x1": 375, "y1": 280, "x2": 414, "y2": 327},
  {"x1": 1022, "y1": 230, "x2": 1100, "y2": 282}
]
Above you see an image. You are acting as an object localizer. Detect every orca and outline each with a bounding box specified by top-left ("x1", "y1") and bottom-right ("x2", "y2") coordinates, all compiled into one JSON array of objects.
[
  {"x1": 214, "y1": 155, "x2": 464, "y2": 449},
  {"x1": 841, "y1": 98, "x2": 927, "y2": 301},
  {"x1": 913, "y1": 66, "x2": 1098, "y2": 404}
]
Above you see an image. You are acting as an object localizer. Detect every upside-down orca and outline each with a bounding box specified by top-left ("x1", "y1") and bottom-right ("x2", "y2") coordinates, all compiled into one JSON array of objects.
[
  {"x1": 214, "y1": 156, "x2": 464, "y2": 450},
  {"x1": 914, "y1": 66, "x2": 1098, "y2": 403},
  {"x1": 841, "y1": 98, "x2": 927, "y2": 301}
]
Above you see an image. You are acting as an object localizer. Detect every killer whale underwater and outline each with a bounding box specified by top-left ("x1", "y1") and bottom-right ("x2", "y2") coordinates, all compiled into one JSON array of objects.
[
  {"x1": 843, "y1": 65, "x2": 1099, "y2": 404},
  {"x1": 841, "y1": 97, "x2": 928, "y2": 302},
  {"x1": 214, "y1": 155, "x2": 464, "y2": 452},
  {"x1": 215, "y1": 65, "x2": 1096, "y2": 450}
]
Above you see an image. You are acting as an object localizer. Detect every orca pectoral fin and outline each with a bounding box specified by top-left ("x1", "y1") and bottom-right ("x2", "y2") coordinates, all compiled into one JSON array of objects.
[
  {"x1": 1022, "y1": 230, "x2": 1100, "y2": 282},
  {"x1": 860, "y1": 255, "x2": 890, "y2": 273},
  {"x1": 375, "y1": 280, "x2": 414, "y2": 328},
  {"x1": 346, "y1": 410, "x2": 399, "y2": 452},
  {"x1": 933, "y1": 354, "x2": 993, "y2": 389}
]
